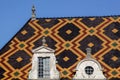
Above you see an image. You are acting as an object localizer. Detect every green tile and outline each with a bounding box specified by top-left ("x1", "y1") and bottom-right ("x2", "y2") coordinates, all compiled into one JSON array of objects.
[
  {"x1": 19, "y1": 44, "x2": 25, "y2": 48},
  {"x1": 62, "y1": 71, "x2": 68, "y2": 75},
  {"x1": 44, "y1": 30, "x2": 49, "y2": 34},
  {"x1": 65, "y1": 43, "x2": 70, "y2": 47},
  {"x1": 112, "y1": 71, "x2": 118, "y2": 75},
  {"x1": 113, "y1": 17, "x2": 119, "y2": 20},
  {"x1": 89, "y1": 29, "x2": 94, "y2": 33},
  {"x1": 14, "y1": 72, "x2": 19, "y2": 76},
  {"x1": 112, "y1": 42, "x2": 118, "y2": 47}
]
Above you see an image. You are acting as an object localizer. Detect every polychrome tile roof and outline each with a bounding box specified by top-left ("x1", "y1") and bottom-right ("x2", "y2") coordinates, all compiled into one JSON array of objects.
[{"x1": 0, "y1": 16, "x2": 120, "y2": 80}]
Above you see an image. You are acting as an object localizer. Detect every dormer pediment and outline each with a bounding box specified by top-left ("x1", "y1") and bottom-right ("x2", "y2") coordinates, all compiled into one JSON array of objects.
[{"x1": 32, "y1": 46, "x2": 55, "y2": 53}]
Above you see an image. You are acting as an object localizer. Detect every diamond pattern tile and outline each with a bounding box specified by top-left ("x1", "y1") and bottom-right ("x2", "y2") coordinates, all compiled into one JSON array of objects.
[
  {"x1": 57, "y1": 50, "x2": 78, "y2": 68},
  {"x1": 103, "y1": 50, "x2": 120, "y2": 68},
  {"x1": 8, "y1": 50, "x2": 31, "y2": 69},
  {"x1": 79, "y1": 35, "x2": 103, "y2": 54},
  {"x1": 104, "y1": 22, "x2": 120, "y2": 40},
  {"x1": 58, "y1": 23, "x2": 80, "y2": 41}
]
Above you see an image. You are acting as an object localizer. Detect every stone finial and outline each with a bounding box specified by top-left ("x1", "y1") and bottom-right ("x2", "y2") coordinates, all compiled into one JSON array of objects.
[
  {"x1": 31, "y1": 5, "x2": 36, "y2": 20},
  {"x1": 42, "y1": 37, "x2": 46, "y2": 46},
  {"x1": 86, "y1": 48, "x2": 92, "y2": 58}
]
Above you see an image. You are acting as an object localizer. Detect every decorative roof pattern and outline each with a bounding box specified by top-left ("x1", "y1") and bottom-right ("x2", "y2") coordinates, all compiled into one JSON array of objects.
[{"x1": 0, "y1": 16, "x2": 120, "y2": 80}]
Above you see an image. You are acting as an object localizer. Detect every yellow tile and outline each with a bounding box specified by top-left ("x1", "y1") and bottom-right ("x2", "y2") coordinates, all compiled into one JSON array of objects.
[
  {"x1": 66, "y1": 30, "x2": 72, "y2": 34},
  {"x1": 88, "y1": 42, "x2": 94, "y2": 47},
  {"x1": 16, "y1": 57, "x2": 23, "y2": 62},
  {"x1": 111, "y1": 56, "x2": 118, "y2": 61},
  {"x1": 112, "y1": 28, "x2": 118, "y2": 33},
  {"x1": 63, "y1": 56, "x2": 70, "y2": 61},
  {"x1": 21, "y1": 30, "x2": 27, "y2": 35}
]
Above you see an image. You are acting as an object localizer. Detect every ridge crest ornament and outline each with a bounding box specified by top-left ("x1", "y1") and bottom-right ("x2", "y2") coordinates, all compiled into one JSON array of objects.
[
  {"x1": 31, "y1": 5, "x2": 36, "y2": 20},
  {"x1": 73, "y1": 48, "x2": 107, "y2": 80}
]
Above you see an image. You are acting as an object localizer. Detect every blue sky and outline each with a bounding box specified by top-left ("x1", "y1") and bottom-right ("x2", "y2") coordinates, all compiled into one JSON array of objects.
[{"x1": 0, "y1": 0, "x2": 120, "y2": 49}]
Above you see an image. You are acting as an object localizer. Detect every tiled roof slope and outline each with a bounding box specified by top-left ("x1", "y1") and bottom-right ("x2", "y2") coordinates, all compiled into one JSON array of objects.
[{"x1": 0, "y1": 16, "x2": 120, "y2": 80}]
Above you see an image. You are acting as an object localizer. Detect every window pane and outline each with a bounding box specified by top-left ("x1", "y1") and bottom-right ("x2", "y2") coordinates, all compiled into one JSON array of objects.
[
  {"x1": 85, "y1": 66, "x2": 94, "y2": 75},
  {"x1": 43, "y1": 57, "x2": 50, "y2": 78},
  {"x1": 38, "y1": 57, "x2": 50, "y2": 78},
  {"x1": 38, "y1": 57, "x2": 43, "y2": 78}
]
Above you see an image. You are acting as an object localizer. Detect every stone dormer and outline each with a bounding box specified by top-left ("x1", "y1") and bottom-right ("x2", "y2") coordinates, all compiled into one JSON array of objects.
[
  {"x1": 73, "y1": 48, "x2": 106, "y2": 80},
  {"x1": 28, "y1": 37, "x2": 59, "y2": 79}
]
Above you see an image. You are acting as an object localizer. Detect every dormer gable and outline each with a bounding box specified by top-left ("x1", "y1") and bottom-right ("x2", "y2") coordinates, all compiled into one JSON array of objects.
[{"x1": 32, "y1": 46, "x2": 55, "y2": 53}]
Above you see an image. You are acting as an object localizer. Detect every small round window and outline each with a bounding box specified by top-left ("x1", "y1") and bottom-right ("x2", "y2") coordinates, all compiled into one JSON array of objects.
[{"x1": 85, "y1": 66, "x2": 94, "y2": 75}]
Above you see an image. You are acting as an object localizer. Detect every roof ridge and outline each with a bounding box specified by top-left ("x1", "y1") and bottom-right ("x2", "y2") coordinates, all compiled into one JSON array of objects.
[{"x1": 36, "y1": 15, "x2": 120, "y2": 19}]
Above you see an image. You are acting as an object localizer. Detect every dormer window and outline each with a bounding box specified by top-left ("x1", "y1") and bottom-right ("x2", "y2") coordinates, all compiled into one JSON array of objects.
[
  {"x1": 28, "y1": 37, "x2": 59, "y2": 79},
  {"x1": 73, "y1": 48, "x2": 106, "y2": 80}
]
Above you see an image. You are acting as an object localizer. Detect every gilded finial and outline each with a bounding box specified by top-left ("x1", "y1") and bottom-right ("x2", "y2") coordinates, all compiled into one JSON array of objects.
[
  {"x1": 42, "y1": 37, "x2": 46, "y2": 46},
  {"x1": 31, "y1": 5, "x2": 36, "y2": 20}
]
